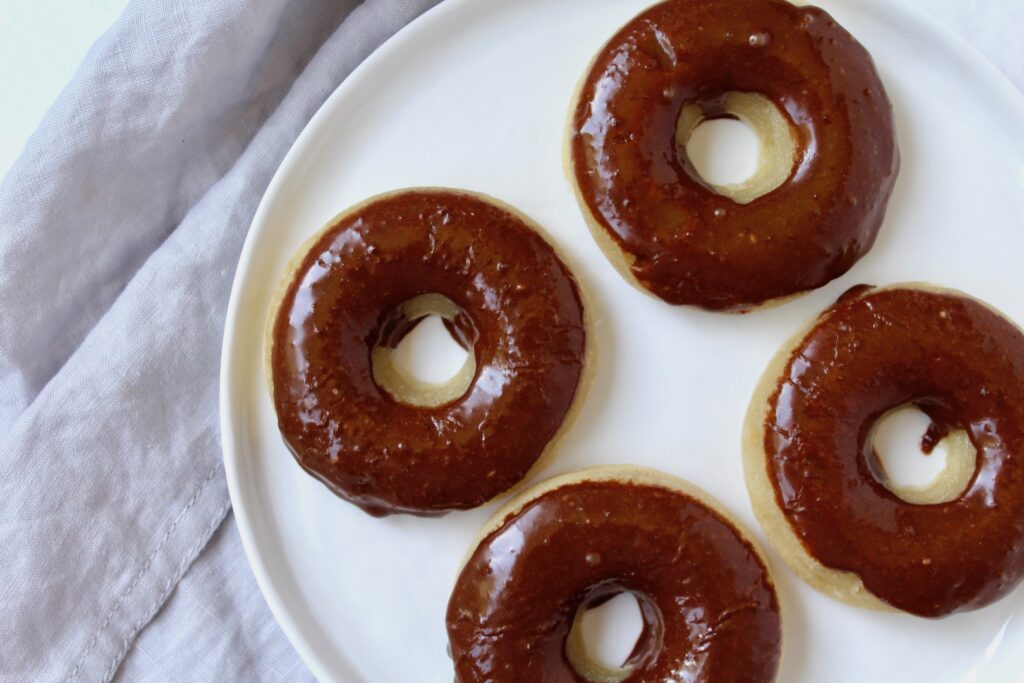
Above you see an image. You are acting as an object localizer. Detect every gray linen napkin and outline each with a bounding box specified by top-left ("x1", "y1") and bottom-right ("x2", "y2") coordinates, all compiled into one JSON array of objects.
[
  {"x1": 0, "y1": 0, "x2": 1020, "y2": 681},
  {"x1": 0, "y1": 1, "x2": 437, "y2": 680}
]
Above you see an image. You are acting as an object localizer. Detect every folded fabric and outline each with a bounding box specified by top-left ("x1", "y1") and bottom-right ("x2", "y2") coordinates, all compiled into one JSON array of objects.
[{"x1": 0, "y1": 1, "x2": 437, "y2": 680}]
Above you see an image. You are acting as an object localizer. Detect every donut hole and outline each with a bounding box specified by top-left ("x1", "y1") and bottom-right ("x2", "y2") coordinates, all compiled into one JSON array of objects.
[
  {"x1": 566, "y1": 588, "x2": 661, "y2": 683},
  {"x1": 677, "y1": 92, "x2": 797, "y2": 204},
  {"x1": 867, "y1": 404, "x2": 977, "y2": 505},
  {"x1": 390, "y1": 314, "x2": 469, "y2": 383},
  {"x1": 685, "y1": 118, "x2": 759, "y2": 186},
  {"x1": 371, "y1": 293, "x2": 477, "y2": 407}
]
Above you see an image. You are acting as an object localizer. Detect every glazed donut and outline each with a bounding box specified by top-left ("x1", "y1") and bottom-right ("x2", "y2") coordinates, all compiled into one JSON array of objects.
[
  {"x1": 268, "y1": 189, "x2": 588, "y2": 517},
  {"x1": 568, "y1": 0, "x2": 899, "y2": 311},
  {"x1": 743, "y1": 284, "x2": 1024, "y2": 617},
  {"x1": 447, "y1": 466, "x2": 782, "y2": 682}
]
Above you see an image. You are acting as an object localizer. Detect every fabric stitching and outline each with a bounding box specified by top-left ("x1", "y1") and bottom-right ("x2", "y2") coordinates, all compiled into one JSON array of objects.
[
  {"x1": 65, "y1": 462, "x2": 223, "y2": 682},
  {"x1": 104, "y1": 497, "x2": 231, "y2": 682}
]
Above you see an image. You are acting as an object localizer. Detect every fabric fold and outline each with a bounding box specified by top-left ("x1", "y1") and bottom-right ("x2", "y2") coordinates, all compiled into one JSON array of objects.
[
  {"x1": 0, "y1": 1, "x2": 439, "y2": 681},
  {"x1": 0, "y1": 0, "x2": 348, "y2": 433}
]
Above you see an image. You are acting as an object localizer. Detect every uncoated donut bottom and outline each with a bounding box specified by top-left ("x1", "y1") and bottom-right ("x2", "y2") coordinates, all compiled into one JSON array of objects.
[
  {"x1": 742, "y1": 282, "x2": 1024, "y2": 616},
  {"x1": 265, "y1": 188, "x2": 595, "y2": 516},
  {"x1": 448, "y1": 465, "x2": 783, "y2": 683},
  {"x1": 742, "y1": 288, "x2": 894, "y2": 613},
  {"x1": 566, "y1": 0, "x2": 899, "y2": 311}
]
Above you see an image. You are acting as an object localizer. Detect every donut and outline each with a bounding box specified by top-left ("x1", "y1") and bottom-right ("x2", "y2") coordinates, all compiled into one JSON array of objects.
[
  {"x1": 743, "y1": 283, "x2": 1024, "y2": 617},
  {"x1": 447, "y1": 466, "x2": 782, "y2": 682},
  {"x1": 267, "y1": 189, "x2": 588, "y2": 517},
  {"x1": 567, "y1": 0, "x2": 899, "y2": 311}
]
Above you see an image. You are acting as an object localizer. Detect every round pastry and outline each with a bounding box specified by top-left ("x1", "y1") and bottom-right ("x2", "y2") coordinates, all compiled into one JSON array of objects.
[
  {"x1": 743, "y1": 283, "x2": 1024, "y2": 617},
  {"x1": 567, "y1": 0, "x2": 899, "y2": 311},
  {"x1": 267, "y1": 189, "x2": 588, "y2": 517},
  {"x1": 447, "y1": 466, "x2": 782, "y2": 682}
]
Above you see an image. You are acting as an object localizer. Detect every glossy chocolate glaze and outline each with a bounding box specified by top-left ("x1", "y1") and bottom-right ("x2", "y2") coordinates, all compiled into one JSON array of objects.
[
  {"x1": 447, "y1": 479, "x2": 781, "y2": 682},
  {"x1": 270, "y1": 190, "x2": 586, "y2": 516},
  {"x1": 570, "y1": 0, "x2": 899, "y2": 310},
  {"x1": 764, "y1": 286, "x2": 1024, "y2": 616}
]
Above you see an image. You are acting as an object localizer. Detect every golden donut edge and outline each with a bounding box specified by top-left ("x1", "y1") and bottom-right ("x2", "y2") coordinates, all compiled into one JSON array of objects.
[
  {"x1": 263, "y1": 187, "x2": 597, "y2": 512},
  {"x1": 740, "y1": 280, "x2": 1024, "y2": 614},
  {"x1": 451, "y1": 463, "x2": 784, "y2": 681}
]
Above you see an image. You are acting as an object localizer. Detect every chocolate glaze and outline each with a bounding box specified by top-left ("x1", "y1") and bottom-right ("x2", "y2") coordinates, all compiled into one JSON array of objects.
[
  {"x1": 764, "y1": 286, "x2": 1024, "y2": 616},
  {"x1": 270, "y1": 190, "x2": 586, "y2": 517},
  {"x1": 570, "y1": 0, "x2": 899, "y2": 310},
  {"x1": 447, "y1": 479, "x2": 781, "y2": 682}
]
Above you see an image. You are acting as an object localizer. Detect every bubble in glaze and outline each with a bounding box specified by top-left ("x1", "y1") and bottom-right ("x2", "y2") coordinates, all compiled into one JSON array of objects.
[{"x1": 749, "y1": 32, "x2": 771, "y2": 47}]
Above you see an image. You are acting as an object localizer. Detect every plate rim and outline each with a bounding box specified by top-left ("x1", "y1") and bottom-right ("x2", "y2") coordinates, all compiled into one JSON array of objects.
[{"x1": 219, "y1": 1, "x2": 1024, "y2": 681}]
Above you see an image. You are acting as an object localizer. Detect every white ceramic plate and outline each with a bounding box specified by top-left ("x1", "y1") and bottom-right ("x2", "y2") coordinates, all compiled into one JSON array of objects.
[{"x1": 220, "y1": 0, "x2": 1024, "y2": 680}]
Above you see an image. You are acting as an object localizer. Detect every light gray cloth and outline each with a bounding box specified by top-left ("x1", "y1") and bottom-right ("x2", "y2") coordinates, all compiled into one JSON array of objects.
[
  {"x1": 0, "y1": 0, "x2": 1019, "y2": 682},
  {"x1": 113, "y1": 517, "x2": 310, "y2": 682},
  {"x1": 0, "y1": 1, "x2": 438, "y2": 681}
]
